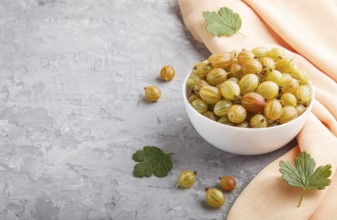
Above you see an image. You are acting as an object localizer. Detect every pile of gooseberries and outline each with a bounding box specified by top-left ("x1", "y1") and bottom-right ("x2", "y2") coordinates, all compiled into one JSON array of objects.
[{"x1": 187, "y1": 47, "x2": 312, "y2": 128}]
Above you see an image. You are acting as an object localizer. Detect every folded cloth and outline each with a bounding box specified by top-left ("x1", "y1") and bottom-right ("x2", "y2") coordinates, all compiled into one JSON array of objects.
[{"x1": 179, "y1": 0, "x2": 337, "y2": 219}]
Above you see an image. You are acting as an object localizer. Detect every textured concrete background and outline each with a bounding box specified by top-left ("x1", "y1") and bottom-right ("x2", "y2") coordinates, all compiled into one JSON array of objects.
[{"x1": 0, "y1": 0, "x2": 294, "y2": 219}]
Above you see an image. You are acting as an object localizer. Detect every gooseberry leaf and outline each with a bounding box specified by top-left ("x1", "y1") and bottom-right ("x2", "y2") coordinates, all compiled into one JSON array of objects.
[
  {"x1": 132, "y1": 146, "x2": 173, "y2": 178},
  {"x1": 202, "y1": 7, "x2": 242, "y2": 37},
  {"x1": 279, "y1": 151, "x2": 332, "y2": 207}
]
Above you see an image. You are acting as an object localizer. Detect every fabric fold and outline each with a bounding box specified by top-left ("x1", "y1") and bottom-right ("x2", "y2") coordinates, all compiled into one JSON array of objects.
[
  {"x1": 244, "y1": 0, "x2": 337, "y2": 82},
  {"x1": 178, "y1": 0, "x2": 337, "y2": 219},
  {"x1": 179, "y1": 0, "x2": 292, "y2": 53}
]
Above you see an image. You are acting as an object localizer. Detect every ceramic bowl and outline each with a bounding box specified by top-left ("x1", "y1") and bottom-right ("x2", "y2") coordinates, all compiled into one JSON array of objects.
[{"x1": 182, "y1": 73, "x2": 314, "y2": 155}]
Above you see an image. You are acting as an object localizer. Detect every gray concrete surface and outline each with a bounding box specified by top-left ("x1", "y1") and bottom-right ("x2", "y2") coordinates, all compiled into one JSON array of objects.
[{"x1": 0, "y1": 0, "x2": 294, "y2": 219}]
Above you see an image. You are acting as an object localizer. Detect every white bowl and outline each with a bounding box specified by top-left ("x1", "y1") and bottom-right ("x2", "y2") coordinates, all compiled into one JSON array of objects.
[{"x1": 182, "y1": 74, "x2": 314, "y2": 155}]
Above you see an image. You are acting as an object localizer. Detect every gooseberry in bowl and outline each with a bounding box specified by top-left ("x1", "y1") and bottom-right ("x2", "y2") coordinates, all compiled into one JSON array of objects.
[{"x1": 182, "y1": 47, "x2": 314, "y2": 155}]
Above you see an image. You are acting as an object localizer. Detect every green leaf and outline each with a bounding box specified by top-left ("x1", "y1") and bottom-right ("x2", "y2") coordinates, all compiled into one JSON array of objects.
[
  {"x1": 279, "y1": 151, "x2": 332, "y2": 207},
  {"x1": 132, "y1": 146, "x2": 173, "y2": 178},
  {"x1": 307, "y1": 165, "x2": 332, "y2": 190},
  {"x1": 132, "y1": 150, "x2": 146, "y2": 162},
  {"x1": 202, "y1": 7, "x2": 242, "y2": 37}
]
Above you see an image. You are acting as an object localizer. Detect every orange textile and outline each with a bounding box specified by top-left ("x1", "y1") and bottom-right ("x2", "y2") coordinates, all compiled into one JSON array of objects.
[{"x1": 179, "y1": 0, "x2": 337, "y2": 219}]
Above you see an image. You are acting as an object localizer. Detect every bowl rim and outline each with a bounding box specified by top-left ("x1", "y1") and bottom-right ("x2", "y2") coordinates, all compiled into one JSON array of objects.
[{"x1": 182, "y1": 71, "x2": 315, "y2": 131}]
